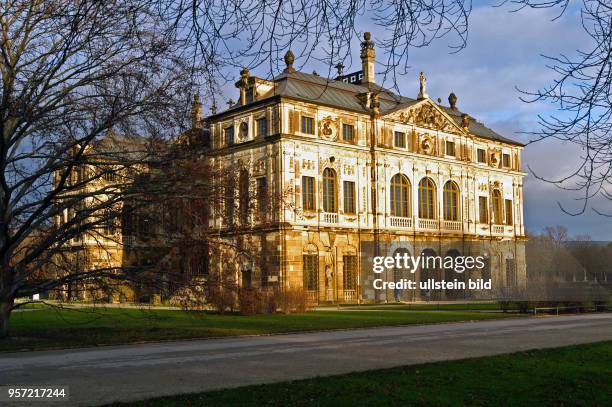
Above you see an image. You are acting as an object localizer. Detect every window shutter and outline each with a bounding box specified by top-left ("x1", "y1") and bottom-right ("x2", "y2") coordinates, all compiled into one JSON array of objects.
[
  {"x1": 293, "y1": 111, "x2": 300, "y2": 133},
  {"x1": 384, "y1": 127, "x2": 393, "y2": 147}
]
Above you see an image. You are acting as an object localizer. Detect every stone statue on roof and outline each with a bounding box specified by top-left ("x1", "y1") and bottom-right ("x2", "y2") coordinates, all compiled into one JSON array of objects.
[{"x1": 418, "y1": 71, "x2": 428, "y2": 100}]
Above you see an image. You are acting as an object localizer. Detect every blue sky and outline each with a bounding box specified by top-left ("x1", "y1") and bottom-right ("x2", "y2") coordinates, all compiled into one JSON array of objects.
[{"x1": 215, "y1": 2, "x2": 611, "y2": 239}]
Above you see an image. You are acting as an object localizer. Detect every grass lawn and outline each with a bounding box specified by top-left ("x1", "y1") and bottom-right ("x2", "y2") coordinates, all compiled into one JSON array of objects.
[
  {"x1": 335, "y1": 302, "x2": 507, "y2": 311},
  {"x1": 2, "y1": 305, "x2": 518, "y2": 352},
  {"x1": 113, "y1": 341, "x2": 612, "y2": 407}
]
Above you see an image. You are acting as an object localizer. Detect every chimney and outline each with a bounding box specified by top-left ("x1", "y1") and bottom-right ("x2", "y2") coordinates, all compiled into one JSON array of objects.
[{"x1": 360, "y1": 32, "x2": 375, "y2": 84}]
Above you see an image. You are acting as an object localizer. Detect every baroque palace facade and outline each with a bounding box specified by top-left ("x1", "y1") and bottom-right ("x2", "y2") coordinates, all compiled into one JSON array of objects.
[
  {"x1": 205, "y1": 33, "x2": 527, "y2": 303},
  {"x1": 55, "y1": 33, "x2": 526, "y2": 303}
]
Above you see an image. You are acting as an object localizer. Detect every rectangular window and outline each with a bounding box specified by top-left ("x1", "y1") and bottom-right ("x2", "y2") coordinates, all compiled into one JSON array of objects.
[
  {"x1": 505, "y1": 199, "x2": 513, "y2": 225},
  {"x1": 477, "y1": 148, "x2": 486, "y2": 163},
  {"x1": 342, "y1": 124, "x2": 354, "y2": 142},
  {"x1": 302, "y1": 176, "x2": 315, "y2": 211},
  {"x1": 303, "y1": 254, "x2": 318, "y2": 291},
  {"x1": 301, "y1": 116, "x2": 315, "y2": 134},
  {"x1": 343, "y1": 181, "x2": 356, "y2": 214},
  {"x1": 445, "y1": 140, "x2": 456, "y2": 156},
  {"x1": 479, "y1": 196, "x2": 488, "y2": 224},
  {"x1": 224, "y1": 126, "x2": 234, "y2": 146},
  {"x1": 502, "y1": 153, "x2": 511, "y2": 168},
  {"x1": 394, "y1": 131, "x2": 406, "y2": 148},
  {"x1": 256, "y1": 117, "x2": 268, "y2": 137},
  {"x1": 343, "y1": 255, "x2": 357, "y2": 290},
  {"x1": 257, "y1": 177, "x2": 268, "y2": 216}
]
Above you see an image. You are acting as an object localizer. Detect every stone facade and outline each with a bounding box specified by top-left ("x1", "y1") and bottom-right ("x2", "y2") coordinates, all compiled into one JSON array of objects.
[{"x1": 205, "y1": 34, "x2": 527, "y2": 303}]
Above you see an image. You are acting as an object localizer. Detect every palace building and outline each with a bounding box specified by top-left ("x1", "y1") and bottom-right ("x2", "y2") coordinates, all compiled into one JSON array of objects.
[
  {"x1": 55, "y1": 32, "x2": 526, "y2": 304},
  {"x1": 204, "y1": 32, "x2": 527, "y2": 304}
]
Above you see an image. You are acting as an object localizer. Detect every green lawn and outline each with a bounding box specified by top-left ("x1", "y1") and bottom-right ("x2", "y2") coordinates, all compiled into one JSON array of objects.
[
  {"x1": 335, "y1": 302, "x2": 507, "y2": 311},
  {"x1": 2, "y1": 305, "x2": 517, "y2": 352},
  {"x1": 113, "y1": 341, "x2": 612, "y2": 407}
]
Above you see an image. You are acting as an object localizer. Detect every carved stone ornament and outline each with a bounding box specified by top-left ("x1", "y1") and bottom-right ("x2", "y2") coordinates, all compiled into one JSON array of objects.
[
  {"x1": 489, "y1": 148, "x2": 502, "y2": 168},
  {"x1": 238, "y1": 121, "x2": 249, "y2": 140},
  {"x1": 319, "y1": 156, "x2": 340, "y2": 174},
  {"x1": 419, "y1": 134, "x2": 435, "y2": 155},
  {"x1": 319, "y1": 116, "x2": 339, "y2": 141},
  {"x1": 391, "y1": 102, "x2": 456, "y2": 133},
  {"x1": 253, "y1": 158, "x2": 267, "y2": 175}
]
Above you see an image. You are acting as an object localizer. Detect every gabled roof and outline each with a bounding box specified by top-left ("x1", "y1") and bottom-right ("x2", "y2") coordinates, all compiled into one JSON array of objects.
[{"x1": 220, "y1": 70, "x2": 524, "y2": 146}]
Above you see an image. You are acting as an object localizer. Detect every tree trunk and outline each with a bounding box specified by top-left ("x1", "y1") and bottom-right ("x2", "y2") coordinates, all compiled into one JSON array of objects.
[{"x1": 0, "y1": 297, "x2": 13, "y2": 339}]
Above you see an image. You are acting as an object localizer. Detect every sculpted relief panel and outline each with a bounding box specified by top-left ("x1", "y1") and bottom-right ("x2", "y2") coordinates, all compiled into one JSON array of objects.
[
  {"x1": 319, "y1": 116, "x2": 340, "y2": 141},
  {"x1": 390, "y1": 102, "x2": 457, "y2": 133}
]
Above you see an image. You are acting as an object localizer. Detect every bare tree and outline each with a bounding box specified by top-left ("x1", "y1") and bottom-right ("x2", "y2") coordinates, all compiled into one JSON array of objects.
[
  {"x1": 157, "y1": 0, "x2": 472, "y2": 100},
  {"x1": 0, "y1": 0, "x2": 193, "y2": 337},
  {"x1": 3, "y1": 0, "x2": 608, "y2": 337},
  {"x1": 514, "y1": 1, "x2": 612, "y2": 216}
]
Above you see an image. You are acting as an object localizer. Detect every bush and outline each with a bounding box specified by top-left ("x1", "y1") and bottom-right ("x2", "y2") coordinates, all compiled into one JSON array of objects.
[
  {"x1": 238, "y1": 287, "x2": 277, "y2": 315},
  {"x1": 275, "y1": 287, "x2": 310, "y2": 314},
  {"x1": 206, "y1": 283, "x2": 237, "y2": 314}
]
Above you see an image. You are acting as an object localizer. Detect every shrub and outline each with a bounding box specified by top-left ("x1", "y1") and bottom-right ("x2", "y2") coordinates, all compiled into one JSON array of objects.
[{"x1": 275, "y1": 287, "x2": 310, "y2": 314}]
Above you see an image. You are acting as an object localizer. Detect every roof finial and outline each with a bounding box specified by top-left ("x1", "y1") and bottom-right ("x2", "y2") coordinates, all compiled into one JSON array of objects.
[
  {"x1": 417, "y1": 72, "x2": 428, "y2": 100},
  {"x1": 284, "y1": 50, "x2": 295, "y2": 73},
  {"x1": 335, "y1": 63, "x2": 344, "y2": 77},
  {"x1": 449, "y1": 92, "x2": 458, "y2": 110}
]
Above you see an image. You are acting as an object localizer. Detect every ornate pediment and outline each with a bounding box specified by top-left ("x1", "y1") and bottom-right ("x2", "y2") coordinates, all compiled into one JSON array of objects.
[{"x1": 384, "y1": 100, "x2": 464, "y2": 134}]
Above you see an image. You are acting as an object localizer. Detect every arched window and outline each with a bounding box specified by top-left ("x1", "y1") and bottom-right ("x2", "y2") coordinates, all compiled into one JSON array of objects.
[
  {"x1": 322, "y1": 168, "x2": 337, "y2": 212},
  {"x1": 418, "y1": 177, "x2": 436, "y2": 219},
  {"x1": 492, "y1": 189, "x2": 503, "y2": 224},
  {"x1": 443, "y1": 181, "x2": 460, "y2": 221},
  {"x1": 390, "y1": 174, "x2": 411, "y2": 217}
]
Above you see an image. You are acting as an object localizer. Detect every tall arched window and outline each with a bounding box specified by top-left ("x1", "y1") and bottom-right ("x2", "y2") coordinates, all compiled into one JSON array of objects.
[
  {"x1": 443, "y1": 181, "x2": 460, "y2": 221},
  {"x1": 390, "y1": 174, "x2": 411, "y2": 217},
  {"x1": 322, "y1": 168, "x2": 337, "y2": 212},
  {"x1": 492, "y1": 189, "x2": 503, "y2": 224},
  {"x1": 418, "y1": 177, "x2": 436, "y2": 219}
]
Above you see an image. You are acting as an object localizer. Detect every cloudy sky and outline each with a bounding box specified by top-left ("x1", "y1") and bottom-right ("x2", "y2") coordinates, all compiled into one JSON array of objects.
[{"x1": 217, "y1": 2, "x2": 611, "y2": 239}]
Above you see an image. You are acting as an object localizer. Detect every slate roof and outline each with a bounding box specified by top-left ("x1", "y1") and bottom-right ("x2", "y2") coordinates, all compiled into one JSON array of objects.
[{"x1": 222, "y1": 70, "x2": 523, "y2": 146}]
